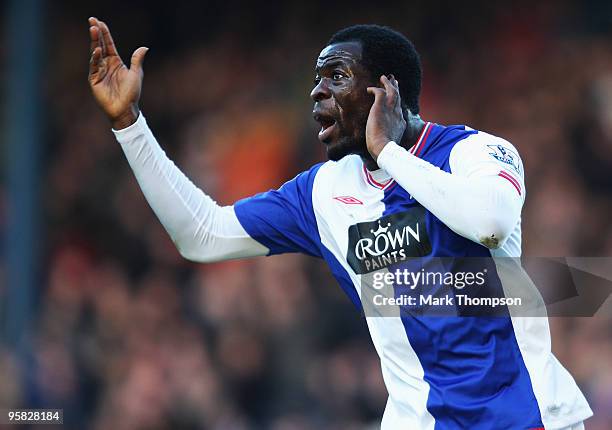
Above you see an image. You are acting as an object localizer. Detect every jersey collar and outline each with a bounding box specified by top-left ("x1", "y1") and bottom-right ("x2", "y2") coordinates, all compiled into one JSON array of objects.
[
  {"x1": 362, "y1": 121, "x2": 432, "y2": 190},
  {"x1": 363, "y1": 164, "x2": 394, "y2": 190}
]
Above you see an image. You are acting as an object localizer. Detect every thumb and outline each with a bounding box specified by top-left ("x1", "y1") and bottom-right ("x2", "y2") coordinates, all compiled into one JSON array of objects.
[
  {"x1": 367, "y1": 86, "x2": 386, "y2": 105},
  {"x1": 130, "y1": 47, "x2": 149, "y2": 73}
]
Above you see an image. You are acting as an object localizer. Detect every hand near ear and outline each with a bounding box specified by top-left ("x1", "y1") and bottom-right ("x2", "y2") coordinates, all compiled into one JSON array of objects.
[{"x1": 366, "y1": 75, "x2": 407, "y2": 161}]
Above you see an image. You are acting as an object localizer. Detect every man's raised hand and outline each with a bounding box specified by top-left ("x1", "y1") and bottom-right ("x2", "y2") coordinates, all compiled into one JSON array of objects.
[
  {"x1": 365, "y1": 75, "x2": 407, "y2": 161},
  {"x1": 88, "y1": 17, "x2": 148, "y2": 130}
]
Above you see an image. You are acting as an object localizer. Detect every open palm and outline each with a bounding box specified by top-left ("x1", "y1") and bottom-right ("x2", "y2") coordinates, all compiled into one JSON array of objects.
[{"x1": 88, "y1": 17, "x2": 148, "y2": 127}]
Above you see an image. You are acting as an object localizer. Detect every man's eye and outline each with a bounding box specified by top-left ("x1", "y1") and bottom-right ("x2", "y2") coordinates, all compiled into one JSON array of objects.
[
  {"x1": 332, "y1": 73, "x2": 345, "y2": 81},
  {"x1": 314, "y1": 76, "x2": 321, "y2": 84}
]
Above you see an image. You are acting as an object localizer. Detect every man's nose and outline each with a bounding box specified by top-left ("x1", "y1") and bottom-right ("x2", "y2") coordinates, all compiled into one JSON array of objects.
[{"x1": 310, "y1": 79, "x2": 331, "y2": 102}]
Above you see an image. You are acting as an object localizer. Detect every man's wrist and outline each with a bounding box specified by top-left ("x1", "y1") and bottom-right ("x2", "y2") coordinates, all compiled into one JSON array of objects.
[
  {"x1": 376, "y1": 141, "x2": 404, "y2": 169},
  {"x1": 111, "y1": 105, "x2": 139, "y2": 130},
  {"x1": 368, "y1": 139, "x2": 390, "y2": 161}
]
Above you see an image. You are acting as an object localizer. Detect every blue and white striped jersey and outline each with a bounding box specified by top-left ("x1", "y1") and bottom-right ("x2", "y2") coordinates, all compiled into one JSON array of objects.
[
  {"x1": 115, "y1": 115, "x2": 592, "y2": 429},
  {"x1": 234, "y1": 122, "x2": 592, "y2": 430}
]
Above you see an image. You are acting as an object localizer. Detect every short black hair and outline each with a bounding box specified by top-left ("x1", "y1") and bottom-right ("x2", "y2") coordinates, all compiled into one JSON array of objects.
[{"x1": 328, "y1": 24, "x2": 422, "y2": 115}]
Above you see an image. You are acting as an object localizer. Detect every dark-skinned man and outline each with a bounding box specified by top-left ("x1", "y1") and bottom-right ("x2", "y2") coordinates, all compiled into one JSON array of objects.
[{"x1": 88, "y1": 18, "x2": 591, "y2": 429}]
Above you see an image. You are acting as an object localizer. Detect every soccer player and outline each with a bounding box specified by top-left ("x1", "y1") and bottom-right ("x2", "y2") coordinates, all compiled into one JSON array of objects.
[{"x1": 88, "y1": 17, "x2": 592, "y2": 429}]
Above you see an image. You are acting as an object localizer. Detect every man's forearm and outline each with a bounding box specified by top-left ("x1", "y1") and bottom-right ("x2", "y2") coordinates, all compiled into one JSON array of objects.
[
  {"x1": 113, "y1": 113, "x2": 268, "y2": 261},
  {"x1": 377, "y1": 142, "x2": 521, "y2": 249}
]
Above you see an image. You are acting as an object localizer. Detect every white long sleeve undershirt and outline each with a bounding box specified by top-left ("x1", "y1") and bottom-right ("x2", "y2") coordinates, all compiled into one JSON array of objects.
[
  {"x1": 114, "y1": 113, "x2": 524, "y2": 262},
  {"x1": 113, "y1": 113, "x2": 269, "y2": 262},
  {"x1": 376, "y1": 137, "x2": 524, "y2": 249}
]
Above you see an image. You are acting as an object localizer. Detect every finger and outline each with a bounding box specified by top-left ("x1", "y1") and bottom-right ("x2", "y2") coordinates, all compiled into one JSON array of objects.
[
  {"x1": 90, "y1": 46, "x2": 102, "y2": 65},
  {"x1": 130, "y1": 47, "x2": 149, "y2": 74},
  {"x1": 98, "y1": 20, "x2": 119, "y2": 56},
  {"x1": 390, "y1": 76, "x2": 402, "y2": 108},
  {"x1": 367, "y1": 86, "x2": 385, "y2": 96},
  {"x1": 89, "y1": 17, "x2": 106, "y2": 55},
  {"x1": 89, "y1": 24, "x2": 101, "y2": 55},
  {"x1": 381, "y1": 75, "x2": 397, "y2": 107},
  {"x1": 89, "y1": 47, "x2": 102, "y2": 77},
  {"x1": 391, "y1": 76, "x2": 401, "y2": 94},
  {"x1": 88, "y1": 16, "x2": 99, "y2": 32},
  {"x1": 381, "y1": 75, "x2": 394, "y2": 91},
  {"x1": 380, "y1": 75, "x2": 393, "y2": 94},
  {"x1": 367, "y1": 86, "x2": 386, "y2": 106},
  {"x1": 382, "y1": 75, "x2": 401, "y2": 108},
  {"x1": 389, "y1": 74, "x2": 399, "y2": 90}
]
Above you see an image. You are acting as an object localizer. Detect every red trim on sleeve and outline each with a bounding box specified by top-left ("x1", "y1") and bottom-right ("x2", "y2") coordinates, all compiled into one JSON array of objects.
[{"x1": 498, "y1": 170, "x2": 522, "y2": 196}]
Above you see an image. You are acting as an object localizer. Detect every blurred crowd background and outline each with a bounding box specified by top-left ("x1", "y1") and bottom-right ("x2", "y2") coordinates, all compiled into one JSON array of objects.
[{"x1": 1, "y1": 0, "x2": 612, "y2": 428}]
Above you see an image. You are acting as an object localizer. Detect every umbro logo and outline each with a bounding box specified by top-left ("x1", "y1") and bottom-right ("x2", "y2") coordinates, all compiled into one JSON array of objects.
[{"x1": 333, "y1": 196, "x2": 363, "y2": 205}]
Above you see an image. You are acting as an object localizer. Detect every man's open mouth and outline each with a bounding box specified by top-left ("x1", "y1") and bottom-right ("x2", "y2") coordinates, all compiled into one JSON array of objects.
[{"x1": 314, "y1": 113, "x2": 337, "y2": 143}]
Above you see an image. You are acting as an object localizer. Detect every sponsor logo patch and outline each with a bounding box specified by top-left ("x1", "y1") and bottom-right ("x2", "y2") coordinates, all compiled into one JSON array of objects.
[{"x1": 347, "y1": 208, "x2": 432, "y2": 274}]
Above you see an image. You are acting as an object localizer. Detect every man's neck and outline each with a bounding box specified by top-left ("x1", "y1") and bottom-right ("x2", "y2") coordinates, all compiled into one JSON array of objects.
[{"x1": 361, "y1": 112, "x2": 426, "y2": 171}]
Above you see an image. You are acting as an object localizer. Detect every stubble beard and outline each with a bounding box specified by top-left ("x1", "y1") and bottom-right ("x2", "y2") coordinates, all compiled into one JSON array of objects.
[{"x1": 325, "y1": 126, "x2": 367, "y2": 162}]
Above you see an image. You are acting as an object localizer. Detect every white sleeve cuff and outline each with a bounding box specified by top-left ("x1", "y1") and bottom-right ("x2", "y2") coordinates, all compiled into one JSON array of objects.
[
  {"x1": 112, "y1": 112, "x2": 147, "y2": 143},
  {"x1": 376, "y1": 141, "x2": 409, "y2": 170}
]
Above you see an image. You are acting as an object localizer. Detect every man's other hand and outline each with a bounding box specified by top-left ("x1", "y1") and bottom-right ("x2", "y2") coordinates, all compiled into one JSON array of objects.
[{"x1": 88, "y1": 17, "x2": 148, "y2": 130}]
